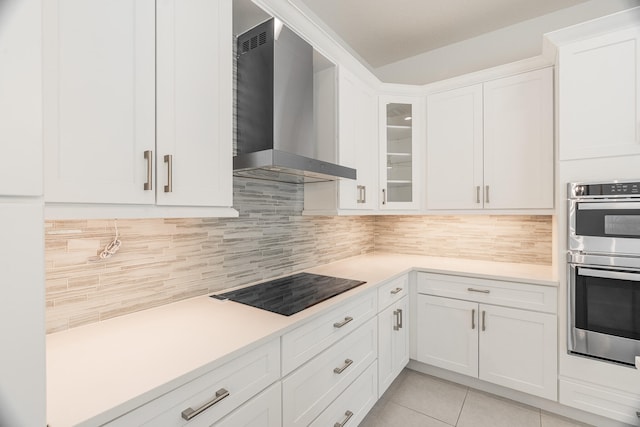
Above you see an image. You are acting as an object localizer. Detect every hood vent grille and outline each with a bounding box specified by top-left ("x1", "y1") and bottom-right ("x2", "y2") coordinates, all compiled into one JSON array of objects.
[{"x1": 241, "y1": 31, "x2": 268, "y2": 54}]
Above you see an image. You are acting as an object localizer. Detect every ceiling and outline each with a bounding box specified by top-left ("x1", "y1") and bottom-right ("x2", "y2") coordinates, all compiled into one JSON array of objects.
[{"x1": 295, "y1": 0, "x2": 589, "y2": 68}]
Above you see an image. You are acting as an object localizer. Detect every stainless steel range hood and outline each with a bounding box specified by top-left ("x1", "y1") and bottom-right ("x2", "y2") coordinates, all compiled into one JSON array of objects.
[{"x1": 234, "y1": 19, "x2": 356, "y2": 184}]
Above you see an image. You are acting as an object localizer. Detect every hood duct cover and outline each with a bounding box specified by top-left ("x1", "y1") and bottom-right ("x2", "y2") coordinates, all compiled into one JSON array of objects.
[{"x1": 234, "y1": 19, "x2": 356, "y2": 184}]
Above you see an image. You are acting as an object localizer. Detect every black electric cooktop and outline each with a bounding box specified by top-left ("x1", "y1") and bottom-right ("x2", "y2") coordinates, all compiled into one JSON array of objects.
[{"x1": 211, "y1": 273, "x2": 366, "y2": 316}]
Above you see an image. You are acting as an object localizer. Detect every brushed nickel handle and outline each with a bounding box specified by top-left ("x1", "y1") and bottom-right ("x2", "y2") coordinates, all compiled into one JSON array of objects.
[
  {"x1": 181, "y1": 388, "x2": 229, "y2": 421},
  {"x1": 143, "y1": 150, "x2": 153, "y2": 190},
  {"x1": 164, "y1": 154, "x2": 173, "y2": 193},
  {"x1": 334, "y1": 410, "x2": 354, "y2": 427},
  {"x1": 362, "y1": 185, "x2": 366, "y2": 203},
  {"x1": 333, "y1": 359, "x2": 353, "y2": 374},
  {"x1": 357, "y1": 185, "x2": 365, "y2": 203},
  {"x1": 467, "y1": 287, "x2": 490, "y2": 294},
  {"x1": 471, "y1": 309, "x2": 476, "y2": 330},
  {"x1": 390, "y1": 287, "x2": 403, "y2": 295},
  {"x1": 382, "y1": 188, "x2": 386, "y2": 205},
  {"x1": 476, "y1": 185, "x2": 480, "y2": 204},
  {"x1": 485, "y1": 185, "x2": 490, "y2": 203},
  {"x1": 393, "y1": 309, "x2": 399, "y2": 331},
  {"x1": 482, "y1": 310, "x2": 486, "y2": 331},
  {"x1": 398, "y1": 308, "x2": 403, "y2": 329},
  {"x1": 333, "y1": 316, "x2": 353, "y2": 328}
]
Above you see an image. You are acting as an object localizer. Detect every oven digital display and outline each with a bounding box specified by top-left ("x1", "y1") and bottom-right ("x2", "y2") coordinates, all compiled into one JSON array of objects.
[{"x1": 604, "y1": 215, "x2": 640, "y2": 236}]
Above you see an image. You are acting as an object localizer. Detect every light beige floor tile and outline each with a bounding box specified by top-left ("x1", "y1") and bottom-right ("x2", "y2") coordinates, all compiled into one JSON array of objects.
[
  {"x1": 456, "y1": 390, "x2": 541, "y2": 427},
  {"x1": 388, "y1": 370, "x2": 468, "y2": 425},
  {"x1": 541, "y1": 411, "x2": 594, "y2": 427},
  {"x1": 360, "y1": 401, "x2": 453, "y2": 427}
]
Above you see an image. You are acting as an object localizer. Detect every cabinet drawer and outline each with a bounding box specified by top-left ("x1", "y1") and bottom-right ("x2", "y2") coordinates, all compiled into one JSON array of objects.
[
  {"x1": 377, "y1": 274, "x2": 408, "y2": 311},
  {"x1": 559, "y1": 377, "x2": 640, "y2": 426},
  {"x1": 309, "y1": 361, "x2": 378, "y2": 427},
  {"x1": 282, "y1": 317, "x2": 377, "y2": 427},
  {"x1": 106, "y1": 339, "x2": 280, "y2": 427},
  {"x1": 215, "y1": 382, "x2": 281, "y2": 427},
  {"x1": 282, "y1": 290, "x2": 377, "y2": 375},
  {"x1": 417, "y1": 272, "x2": 557, "y2": 313}
]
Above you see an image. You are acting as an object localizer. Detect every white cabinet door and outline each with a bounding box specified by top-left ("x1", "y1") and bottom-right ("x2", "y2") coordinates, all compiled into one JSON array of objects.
[
  {"x1": 43, "y1": 0, "x2": 156, "y2": 204},
  {"x1": 0, "y1": 0, "x2": 42, "y2": 196},
  {"x1": 380, "y1": 96, "x2": 423, "y2": 210},
  {"x1": 426, "y1": 84, "x2": 483, "y2": 209},
  {"x1": 559, "y1": 26, "x2": 640, "y2": 160},
  {"x1": 416, "y1": 295, "x2": 478, "y2": 377},
  {"x1": 337, "y1": 69, "x2": 378, "y2": 210},
  {"x1": 479, "y1": 304, "x2": 557, "y2": 400},
  {"x1": 483, "y1": 68, "x2": 554, "y2": 209},
  {"x1": 378, "y1": 296, "x2": 409, "y2": 396},
  {"x1": 0, "y1": 202, "x2": 45, "y2": 427},
  {"x1": 156, "y1": 0, "x2": 232, "y2": 207}
]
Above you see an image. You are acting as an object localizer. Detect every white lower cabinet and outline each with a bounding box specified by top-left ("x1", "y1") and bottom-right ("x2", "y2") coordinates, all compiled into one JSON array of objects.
[
  {"x1": 106, "y1": 339, "x2": 280, "y2": 426},
  {"x1": 215, "y1": 382, "x2": 281, "y2": 427},
  {"x1": 282, "y1": 317, "x2": 377, "y2": 427},
  {"x1": 378, "y1": 295, "x2": 409, "y2": 397},
  {"x1": 415, "y1": 273, "x2": 558, "y2": 401},
  {"x1": 309, "y1": 361, "x2": 378, "y2": 427}
]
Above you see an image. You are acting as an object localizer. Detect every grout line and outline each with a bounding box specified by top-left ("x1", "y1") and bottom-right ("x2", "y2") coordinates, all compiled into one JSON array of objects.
[{"x1": 455, "y1": 386, "x2": 470, "y2": 426}]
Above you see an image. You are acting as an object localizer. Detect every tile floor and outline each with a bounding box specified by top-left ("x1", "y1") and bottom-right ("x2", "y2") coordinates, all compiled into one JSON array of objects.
[{"x1": 360, "y1": 369, "x2": 592, "y2": 427}]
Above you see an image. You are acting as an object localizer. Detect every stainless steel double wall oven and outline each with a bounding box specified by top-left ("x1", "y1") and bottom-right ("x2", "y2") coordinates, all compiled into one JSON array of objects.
[{"x1": 568, "y1": 180, "x2": 640, "y2": 367}]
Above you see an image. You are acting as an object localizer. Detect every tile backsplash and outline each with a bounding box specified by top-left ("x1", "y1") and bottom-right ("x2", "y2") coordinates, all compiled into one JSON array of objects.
[{"x1": 45, "y1": 179, "x2": 552, "y2": 333}]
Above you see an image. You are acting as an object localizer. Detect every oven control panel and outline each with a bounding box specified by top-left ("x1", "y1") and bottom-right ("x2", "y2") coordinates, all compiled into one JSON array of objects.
[{"x1": 571, "y1": 181, "x2": 640, "y2": 198}]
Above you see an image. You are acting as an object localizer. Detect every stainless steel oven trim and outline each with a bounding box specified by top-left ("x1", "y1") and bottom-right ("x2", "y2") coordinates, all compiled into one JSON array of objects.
[{"x1": 568, "y1": 262, "x2": 640, "y2": 367}]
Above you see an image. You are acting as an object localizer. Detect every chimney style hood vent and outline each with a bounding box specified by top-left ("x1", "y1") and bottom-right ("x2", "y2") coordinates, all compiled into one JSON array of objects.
[{"x1": 234, "y1": 19, "x2": 356, "y2": 184}]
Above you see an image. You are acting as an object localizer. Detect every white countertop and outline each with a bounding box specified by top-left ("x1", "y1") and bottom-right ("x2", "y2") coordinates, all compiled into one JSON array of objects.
[{"x1": 46, "y1": 253, "x2": 557, "y2": 426}]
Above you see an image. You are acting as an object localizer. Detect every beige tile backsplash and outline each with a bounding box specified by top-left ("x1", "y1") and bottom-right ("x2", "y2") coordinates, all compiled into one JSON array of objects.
[{"x1": 45, "y1": 178, "x2": 552, "y2": 333}]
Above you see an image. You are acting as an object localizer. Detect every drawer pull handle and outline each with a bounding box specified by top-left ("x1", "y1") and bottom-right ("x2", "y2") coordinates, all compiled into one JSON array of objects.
[
  {"x1": 333, "y1": 359, "x2": 353, "y2": 374},
  {"x1": 390, "y1": 287, "x2": 403, "y2": 295},
  {"x1": 181, "y1": 388, "x2": 229, "y2": 421},
  {"x1": 333, "y1": 316, "x2": 353, "y2": 328},
  {"x1": 334, "y1": 410, "x2": 354, "y2": 427},
  {"x1": 467, "y1": 287, "x2": 490, "y2": 294},
  {"x1": 471, "y1": 309, "x2": 476, "y2": 330}
]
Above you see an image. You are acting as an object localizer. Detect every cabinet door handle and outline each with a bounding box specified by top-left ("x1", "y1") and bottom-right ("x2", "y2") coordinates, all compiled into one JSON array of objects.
[
  {"x1": 390, "y1": 287, "x2": 403, "y2": 295},
  {"x1": 333, "y1": 316, "x2": 353, "y2": 328},
  {"x1": 357, "y1": 185, "x2": 363, "y2": 203},
  {"x1": 482, "y1": 310, "x2": 486, "y2": 331},
  {"x1": 164, "y1": 154, "x2": 173, "y2": 193},
  {"x1": 334, "y1": 410, "x2": 354, "y2": 427},
  {"x1": 398, "y1": 308, "x2": 403, "y2": 329},
  {"x1": 485, "y1": 185, "x2": 490, "y2": 204},
  {"x1": 476, "y1": 186, "x2": 480, "y2": 204},
  {"x1": 362, "y1": 185, "x2": 366, "y2": 203},
  {"x1": 467, "y1": 287, "x2": 490, "y2": 294},
  {"x1": 333, "y1": 358, "x2": 353, "y2": 374},
  {"x1": 382, "y1": 188, "x2": 386, "y2": 205},
  {"x1": 393, "y1": 309, "x2": 399, "y2": 331},
  {"x1": 471, "y1": 309, "x2": 476, "y2": 330},
  {"x1": 143, "y1": 150, "x2": 153, "y2": 191},
  {"x1": 181, "y1": 388, "x2": 229, "y2": 421}
]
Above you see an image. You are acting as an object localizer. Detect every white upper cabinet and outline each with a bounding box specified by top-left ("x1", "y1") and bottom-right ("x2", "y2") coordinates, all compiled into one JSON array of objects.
[
  {"x1": 0, "y1": 0, "x2": 43, "y2": 197},
  {"x1": 426, "y1": 84, "x2": 483, "y2": 210},
  {"x1": 558, "y1": 26, "x2": 640, "y2": 160},
  {"x1": 483, "y1": 68, "x2": 554, "y2": 209},
  {"x1": 426, "y1": 68, "x2": 553, "y2": 210},
  {"x1": 156, "y1": 0, "x2": 232, "y2": 207},
  {"x1": 43, "y1": 0, "x2": 234, "y2": 216},
  {"x1": 43, "y1": 0, "x2": 156, "y2": 205},
  {"x1": 337, "y1": 69, "x2": 378, "y2": 211},
  {"x1": 380, "y1": 96, "x2": 423, "y2": 210}
]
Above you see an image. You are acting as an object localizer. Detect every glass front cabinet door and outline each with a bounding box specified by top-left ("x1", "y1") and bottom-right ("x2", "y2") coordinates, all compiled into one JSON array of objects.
[{"x1": 379, "y1": 96, "x2": 423, "y2": 210}]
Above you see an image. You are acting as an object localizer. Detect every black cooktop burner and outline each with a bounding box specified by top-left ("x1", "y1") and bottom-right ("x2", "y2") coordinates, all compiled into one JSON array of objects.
[{"x1": 210, "y1": 273, "x2": 366, "y2": 316}]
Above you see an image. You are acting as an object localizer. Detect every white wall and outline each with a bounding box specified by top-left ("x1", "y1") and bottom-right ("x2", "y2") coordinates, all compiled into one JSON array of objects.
[{"x1": 375, "y1": 0, "x2": 640, "y2": 85}]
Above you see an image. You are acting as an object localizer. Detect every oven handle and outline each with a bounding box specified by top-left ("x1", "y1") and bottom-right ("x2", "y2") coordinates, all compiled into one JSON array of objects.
[
  {"x1": 578, "y1": 267, "x2": 640, "y2": 282},
  {"x1": 577, "y1": 201, "x2": 640, "y2": 210}
]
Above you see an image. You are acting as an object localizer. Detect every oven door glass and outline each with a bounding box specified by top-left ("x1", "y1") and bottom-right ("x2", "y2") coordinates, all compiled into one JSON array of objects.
[
  {"x1": 574, "y1": 201, "x2": 640, "y2": 239},
  {"x1": 570, "y1": 264, "x2": 640, "y2": 365}
]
